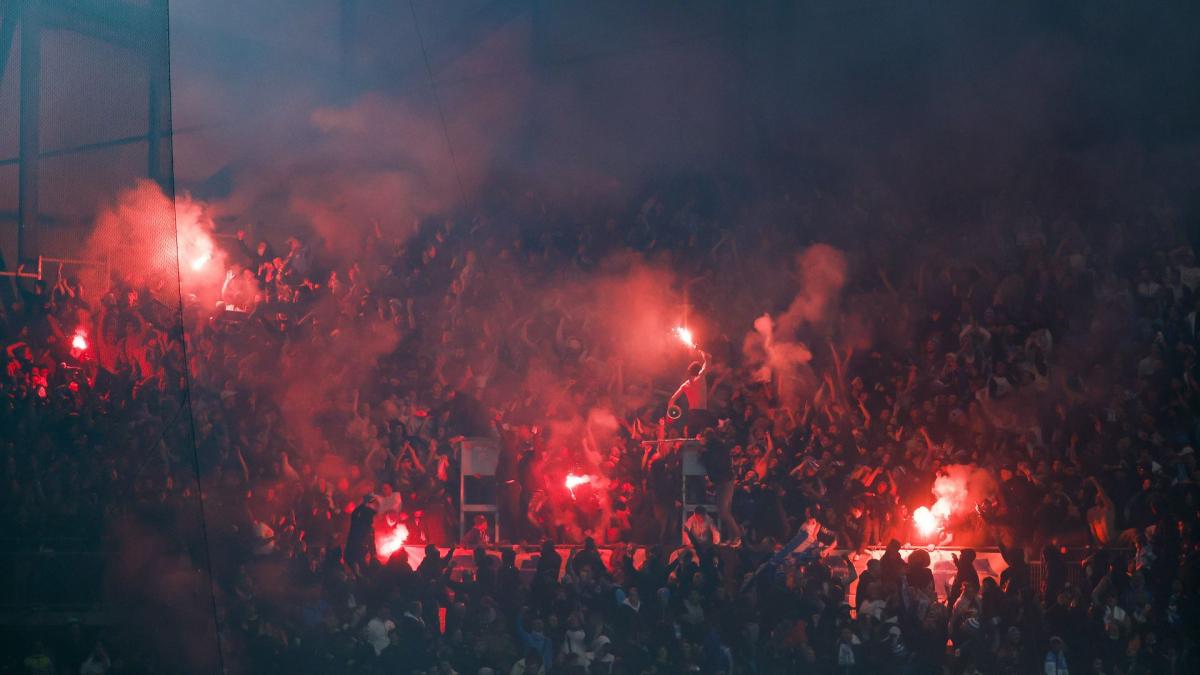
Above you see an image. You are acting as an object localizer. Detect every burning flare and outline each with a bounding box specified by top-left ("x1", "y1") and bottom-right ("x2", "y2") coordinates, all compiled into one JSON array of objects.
[
  {"x1": 674, "y1": 326, "x2": 696, "y2": 349},
  {"x1": 911, "y1": 472, "x2": 967, "y2": 539},
  {"x1": 71, "y1": 329, "x2": 89, "y2": 352},
  {"x1": 565, "y1": 473, "x2": 592, "y2": 498},
  {"x1": 190, "y1": 251, "x2": 212, "y2": 271},
  {"x1": 913, "y1": 506, "x2": 939, "y2": 538},
  {"x1": 375, "y1": 516, "x2": 409, "y2": 563}
]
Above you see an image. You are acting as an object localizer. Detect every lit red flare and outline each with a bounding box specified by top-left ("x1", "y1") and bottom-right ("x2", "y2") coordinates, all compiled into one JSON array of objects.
[
  {"x1": 71, "y1": 329, "x2": 89, "y2": 352},
  {"x1": 912, "y1": 482, "x2": 960, "y2": 535},
  {"x1": 191, "y1": 252, "x2": 212, "y2": 271},
  {"x1": 913, "y1": 506, "x2": 939, "y2": 537},
  {"x1": 565, "y1": 473, "x2": 592, "y2": 498},
  {"x1": 674, "y1": 327, "x2": 696, "y2": 349},
  {"x1": 375, "y1": 515, "x2": 409, "y2": 563}
]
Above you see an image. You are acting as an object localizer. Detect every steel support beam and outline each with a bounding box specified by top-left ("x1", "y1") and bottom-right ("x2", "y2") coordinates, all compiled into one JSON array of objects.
[
  {"x1": 39, "y1": 0, "x2": 157, "y2": 51},
  {"x1": 18, "y1": 0, "x2": 40, "y2": 264},
  {"x1": 0, "y1": 128, "x2": 202, "y2": 168},
  {"x1": 340, "y1": 0, "x2": 356, "y2": 86},
  {"x1": 0, "y1": 2, "x2": 18, "y2": 85},
  {"x1": 147, "y1": 0, "x2": 171, "y2": 187}
]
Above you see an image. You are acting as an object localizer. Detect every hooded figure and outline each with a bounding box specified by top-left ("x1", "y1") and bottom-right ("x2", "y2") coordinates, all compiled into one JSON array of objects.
[{"x1": 344, "y1": 493, "x2": 379, "y2": 570}]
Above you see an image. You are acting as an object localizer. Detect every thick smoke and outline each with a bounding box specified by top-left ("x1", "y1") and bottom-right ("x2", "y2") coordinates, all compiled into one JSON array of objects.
[
  {"x1": 915, "y1": 463, "x2": 999, "y2": 545},
  {"x1": 220, "y1": 87, "x2": 524, "y2": 254},
  {"x1": 189, "y1": 18, "x2": 534, "y2": 252},
  {"x1": 105, "y1": 514, "x2": 224, "y2": 672},
  {"x1": 932, "y1": 464, "x2": 997, "y2": 520},
  {"x1": 743, "y1": 244, "x2": 848, "y2": 407},
  {"x1": 86, "y1": 180, "x2": 228, "y2": 310},
  {"x1": 272, "y1": 311, "x2": 403, "y2": 463},
  {"x1": 56, "y1": 3, "x2": 1200, "y2": 670},
  {"x1": 495, "y1": 254, "x2": 689, "y2": 458},
  {"x1": 776, "y1": 243, "x2": 850, "y2": 336}
]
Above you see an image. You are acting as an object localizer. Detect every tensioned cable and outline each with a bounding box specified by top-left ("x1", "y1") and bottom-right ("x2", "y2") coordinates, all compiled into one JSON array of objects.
[
  {"x1": 157, "y1": 3, "x2": 228, "y2": 672},
  {"x1": 408, "y1": 0, "x2": 469, "y2": 209}
]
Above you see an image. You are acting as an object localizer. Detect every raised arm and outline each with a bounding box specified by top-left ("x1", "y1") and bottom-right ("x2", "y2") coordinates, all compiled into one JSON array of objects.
[
  {"x1": 406, "y1": 443, "x2": 427, "y2": 474},
  {"x1": 515, "y1": 608, "x2": 534, "y2": 646},
  {"x1": 667, "y1": 381, "x2": 687, "y2": 410},
  {"x1": 842, "y1": 554, "x2": 858, "y2": 584},
  {"x1": 1089, "y1": 477, "x2": 1114, "y2": 510}
]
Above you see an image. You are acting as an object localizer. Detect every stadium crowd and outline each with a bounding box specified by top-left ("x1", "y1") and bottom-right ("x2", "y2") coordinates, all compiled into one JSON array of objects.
[{"x1": 1, "y1": 176, "x2": 1199, "y2": 674}]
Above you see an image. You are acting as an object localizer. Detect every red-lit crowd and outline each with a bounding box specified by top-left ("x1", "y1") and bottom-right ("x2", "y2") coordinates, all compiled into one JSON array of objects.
[{"x1": 1, "y1": 179, "x2": 1199, "y2": 674}]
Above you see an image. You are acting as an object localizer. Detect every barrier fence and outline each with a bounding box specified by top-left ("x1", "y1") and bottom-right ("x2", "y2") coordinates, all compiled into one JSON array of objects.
[{"x1": 0, "y1": 540, "x2": 1125, "y2": 622}]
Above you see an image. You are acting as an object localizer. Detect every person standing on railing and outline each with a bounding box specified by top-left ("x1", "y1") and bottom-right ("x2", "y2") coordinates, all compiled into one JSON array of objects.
[{"x1": 701, "y1": 427, "x2": 742, "y2": 546}]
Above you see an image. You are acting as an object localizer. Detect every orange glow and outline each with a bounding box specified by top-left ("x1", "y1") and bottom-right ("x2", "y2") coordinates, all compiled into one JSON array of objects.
[
  {"x1": 71, "y1": 329, "x2": 89, "y2": 351},
  {"x1": 674, "y1": 326, "x2": 696, "y2": 349}
]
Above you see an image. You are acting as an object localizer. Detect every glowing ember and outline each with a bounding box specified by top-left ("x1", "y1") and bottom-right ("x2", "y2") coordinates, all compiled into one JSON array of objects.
[
  {"x1": 71, "y1": 329, "x2": 89, "y2": 351},
  {"x1": 376, "y1": 519, "x2": 409, "y2": 563},
  {"x1": 190, "y1": 252, "x2": 212, "y2": 271},
  {"x1": 674, "y1": 326, "x2": 696, "y2": 349},
  {"x1": 913, "y1": 506, "x2": 939, "y2": 537},
  {"x1": 565, "y1": 473, "x2": 592, "y2": 498}
]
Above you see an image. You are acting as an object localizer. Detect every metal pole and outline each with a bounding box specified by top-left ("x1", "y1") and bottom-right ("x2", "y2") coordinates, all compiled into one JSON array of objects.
[
  {"x1": 147, "y1": 0, "x2": 172, "y2": 188},
  {"x1": 39, "y1": 256, "x2": 108, "y2": 266},
  {"x1": 17, "y1": 0, "x2": 41, "y2": 264},
  {"x1": 0, "y1": 1, "x2": 19, "y2": 84},
  {"x1": 339, "y1": 0, "x2": 355, "y2": 88}
]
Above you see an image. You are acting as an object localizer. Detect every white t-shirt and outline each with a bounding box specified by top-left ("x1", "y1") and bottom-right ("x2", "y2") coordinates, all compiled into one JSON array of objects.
[
  {"x1": 80, "y1": 655, "x2": 110, "y2": 675},
  {"x1": 364, "y1": 617, "x2": 395, "y2": 656},
  {"x1": 838, "y1": 637, "x2": 861, "y2": 666},
  {"x1": 376, "y1": 492, "x2": 403, "y2": 514},
  {"x1": 1103, "y1": 604, "x2": 1127, "y2": 630}
]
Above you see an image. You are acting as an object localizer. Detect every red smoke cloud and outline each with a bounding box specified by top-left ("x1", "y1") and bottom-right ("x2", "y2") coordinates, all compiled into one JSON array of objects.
[
  {"x1": 912, "y1": 464, "x2": 997, "y2": 543},
  {"x1": 777, "y1": 243, "x2": 849, "y2": 335},
  {"x1": 87, "y1": 180, "x2": 228, "y2": 308},
  {"x1": 744, "y1": 244, "x2": 848, "y2": 407}
]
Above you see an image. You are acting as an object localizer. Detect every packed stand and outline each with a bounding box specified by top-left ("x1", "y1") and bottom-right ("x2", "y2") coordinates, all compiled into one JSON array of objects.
[{"x1": 0, "y1": 176, "x2": 1199, "y2": 673}]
